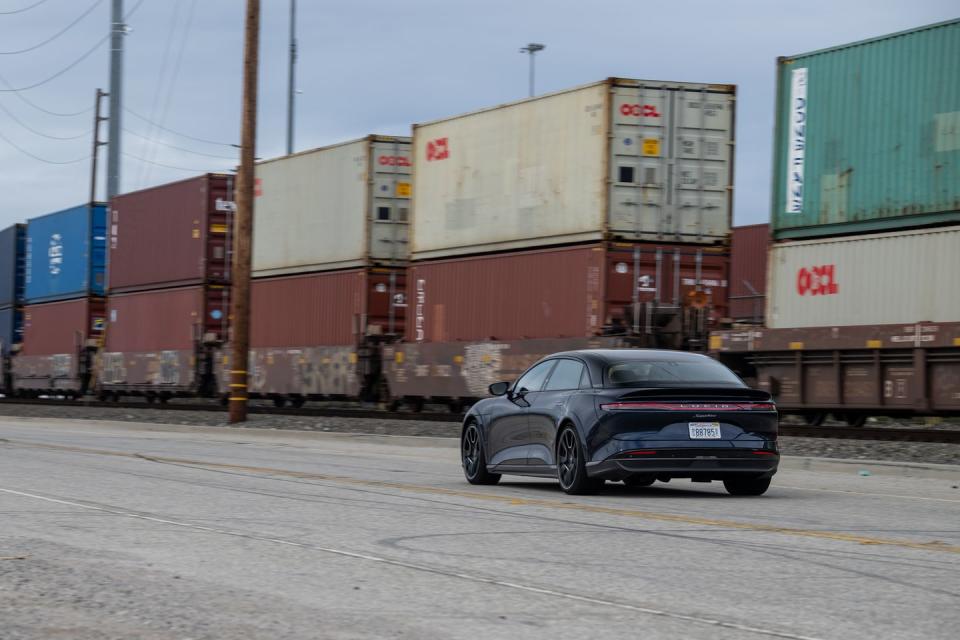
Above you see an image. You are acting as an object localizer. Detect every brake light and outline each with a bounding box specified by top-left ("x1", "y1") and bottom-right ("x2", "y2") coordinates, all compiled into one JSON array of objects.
[{"x1": 600, "y1": 402, "x2": 776, "y2": 412}]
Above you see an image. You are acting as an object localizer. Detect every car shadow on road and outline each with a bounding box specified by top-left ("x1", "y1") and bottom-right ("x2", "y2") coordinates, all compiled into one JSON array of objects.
[{"x1": 497, "y1": 481, "x2": 734, "y2": 499}]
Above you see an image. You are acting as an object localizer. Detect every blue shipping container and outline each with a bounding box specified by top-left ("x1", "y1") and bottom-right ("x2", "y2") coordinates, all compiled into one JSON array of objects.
[
  {"x1": 24, "y1": 203, "x2": 107, "y2": 303},
  {"x1": 0, "y1": 306, "x2": 21, "y2": 354},
  {"x1": 0, "y1": 223, "x2": 26, "y2": 307}
]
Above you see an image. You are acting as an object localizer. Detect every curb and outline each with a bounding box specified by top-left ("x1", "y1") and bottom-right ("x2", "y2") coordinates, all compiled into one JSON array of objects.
[{"x1": 778, "y1": 455, "x2": 959, "y2": 480}]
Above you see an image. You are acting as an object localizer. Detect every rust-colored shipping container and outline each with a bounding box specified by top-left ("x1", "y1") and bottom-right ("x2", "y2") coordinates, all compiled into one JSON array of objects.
[
  {"x1": 108, "y1": 174, "x2": 233, "y2": 293},
  {"x1": 710, "y1": 322, "x2": 960, "y2": 420},
  {"x1": 244, "y1": 267, "x2": 406, "y2": 399},
  {"x1": 99, "y1": 286, "x2": 228, "y2": 395},
  {"x1": 13, "y1": 297, "x2": 105, "y2": 394},
  {"x1": 728, "y1": 224, "x2": 769, "y2": 323},
  {"x1": 406, "y1": 242, "x2": 728, "y2": 344}
]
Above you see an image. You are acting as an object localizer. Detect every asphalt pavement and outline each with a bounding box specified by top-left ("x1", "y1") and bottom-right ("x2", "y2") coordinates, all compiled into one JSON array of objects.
[{"x1": 1, "y1": 416, "x2": 958, "y2": 640}]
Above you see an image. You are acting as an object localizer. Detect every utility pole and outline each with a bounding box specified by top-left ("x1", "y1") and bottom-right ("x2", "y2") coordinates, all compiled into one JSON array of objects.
[
  {"x1": 286, "y1": 0, "x2": 297, "y2": 155},
  {"x1": 89, "y1": 89, "x2": 108, "y2": 203},
  {"x1": 519, "y1": 43, "x2": 545, "y2": 97},
  {"x1": 229, "y1": 0, "x2": 260, "y2": 423},
  {"x1": 107, "y1": 0, "x2": 124, "y2": 199}
]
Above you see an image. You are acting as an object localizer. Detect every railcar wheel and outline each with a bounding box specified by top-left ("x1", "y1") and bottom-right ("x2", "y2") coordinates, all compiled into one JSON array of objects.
[{"x1": 461, "y1": 423, "x2": 500, "y2": 485}]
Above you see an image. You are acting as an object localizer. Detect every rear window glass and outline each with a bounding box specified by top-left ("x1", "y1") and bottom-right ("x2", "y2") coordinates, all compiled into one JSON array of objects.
[{"x1": 605, "y1": 359, "x2": 744, "y2": 387}]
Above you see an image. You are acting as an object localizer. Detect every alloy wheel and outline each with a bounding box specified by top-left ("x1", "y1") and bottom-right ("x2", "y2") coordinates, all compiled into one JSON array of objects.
[{"x1": 557, "y1": 428, "x2": 579, "y2": 489}]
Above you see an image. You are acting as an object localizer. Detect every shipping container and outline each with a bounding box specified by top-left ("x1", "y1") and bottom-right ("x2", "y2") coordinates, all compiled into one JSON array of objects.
[
  {"x1": 0, "y1": 223, "x2": 26, "y2": 307},
  {"x1": 710, "y1": 322, "x2": 960, "y2": 419},
  {"x1": 108, "y1": 174, "x2": 234, "y2": 293},
  {"x1": 13, "y1": 297, "x2": 105, "y2": 394},
  {"x1": 241, "y1": 267, "x2": 406, "y2": 398},
  {"x1": 406, "y1": 242, "x2": 728, "y2": 344},
  {"x1": 99, "y1": 285, "x2": 229, "y2": 395},
  {"x1": 729, "y1": 224, "x2": 769, "y2": 322},
  {"x1": 0, "y1": 306, "x2": 21, "y2": 354},
  {"x1": 766, "y1": 225, "x2": 960, "y2": 329},
  {"x1": 772, "y1": 19, "x2": 960, "y2": 240},
  {"x1": 253, "y1": 136, "x2": 410, "y2": 277},
  {"x1": 411, "y1": 78, "x2": 735, "y2": 259},
  {"x1": 24, "y1": 203, "x2": 107, "y2": 303}
]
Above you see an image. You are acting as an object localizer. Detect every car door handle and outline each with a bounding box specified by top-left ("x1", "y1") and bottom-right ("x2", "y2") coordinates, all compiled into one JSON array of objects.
[{"x1": 553, "y1": 402, "x2": 564, "y2": 407}]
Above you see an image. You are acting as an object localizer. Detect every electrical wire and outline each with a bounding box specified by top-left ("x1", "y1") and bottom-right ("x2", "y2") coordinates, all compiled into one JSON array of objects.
[
  {"x1": 0, "y1": 0, "x2": 104, "y2": 55},
  {"x1": 0, "y1": 125, "x2": 89, "y2": 164},
  {"x1": 0, "y1": 71, "x2": 92, "y2": 116},
  {"x1": 0, "y1": 0, "x2": 146, "y2": 92},
  {"x1": 0, "y1": 0, "x2": 52, "y2": 15},
  {"x1": 122, "y1": 127, "x2": 236, "y2": 160},
  {"x1": 0, "y1": 97, "x2": 89, "y2": 139},
  {"x1": 122, "y1": 149, "x2": 228, "y2": 173},
  {"x1": 124, "y1": 106, "x2": 234, "y2": 146}
]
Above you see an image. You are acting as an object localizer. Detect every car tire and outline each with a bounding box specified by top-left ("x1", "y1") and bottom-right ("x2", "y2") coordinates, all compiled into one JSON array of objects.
[
  {"x1": 461, "y1": 423, "x2": 500, "y2": 485},
  {"x1": 723, "y1": 476, "x2": 772, "y2": 496},
  {"x1": 556, "y1": 425, "x2": 602, "y2": 495}
]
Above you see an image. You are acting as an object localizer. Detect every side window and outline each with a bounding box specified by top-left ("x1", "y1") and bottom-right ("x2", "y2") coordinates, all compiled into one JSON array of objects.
[
  {"x1": 579, "y1": 366, "x2": 593, "y2": 389},
  {"x1": 544, "y1": 359, "x2": 585, "y2": 391},
  {"x1": 514, "y1": 361, "x2": 556, "y2": 394}
]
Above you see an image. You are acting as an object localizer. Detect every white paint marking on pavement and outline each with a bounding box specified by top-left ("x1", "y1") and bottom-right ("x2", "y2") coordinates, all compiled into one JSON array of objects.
[{"x1": 0, "y1": 486, "x2": 825, "y2": 640}]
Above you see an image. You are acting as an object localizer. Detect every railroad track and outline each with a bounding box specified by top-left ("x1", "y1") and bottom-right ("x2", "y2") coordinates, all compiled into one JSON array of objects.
[{"x1": 1, "y1": 398, "x2": 958, "y2": 443}]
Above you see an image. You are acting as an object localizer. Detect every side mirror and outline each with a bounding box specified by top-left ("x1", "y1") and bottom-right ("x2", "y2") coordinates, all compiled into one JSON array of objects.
[{"x1": 488, "y1": 381, "x2": 510, "y2": 396}]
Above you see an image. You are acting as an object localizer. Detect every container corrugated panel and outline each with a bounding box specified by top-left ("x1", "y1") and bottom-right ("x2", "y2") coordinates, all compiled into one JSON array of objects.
[
  {"x1": 109, "y1": 175, "x2": 233, "y2": 293},
  {"x1": 773, "y1": 19, "x2": 960, "y2": 239},
  {"x1": 729, "y1": 224, "x2": 769, "y2": 321},
  {"x1": 20, "y1": 297, "x2": 105, "y2": 356},
  {"x1": 0, "y1": 224, "x2": 26, "y2": 307},
  {"x1": 253, "y1": 136, "x2": 411, "y2": 277},
  {"x1": 412, "y1": 78, "x2": 735, "y2": 259},
  {"x1": 0, "y1": 306, "x2": 22, "y2": 354},
  {"x1": 24, "y1": 203, "x2": 107, "y2": 303},
  {"x1": 766, "y1": 225, "x2": 960, "y2": 328},
  {"x1": 105, "y1": 286, "x2": 229, "y2": 352},
  {"x1": 251, "y1": 268, "x2": 405, "y2": 346},
  {"x1": 406, "y1": 242, "x2": 729, "y2": 343}
]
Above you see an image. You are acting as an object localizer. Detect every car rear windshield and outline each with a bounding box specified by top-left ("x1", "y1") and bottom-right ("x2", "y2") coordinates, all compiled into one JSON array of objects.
[{"x1": 605, "y1": 359, "x2": 744, "y2": 387}]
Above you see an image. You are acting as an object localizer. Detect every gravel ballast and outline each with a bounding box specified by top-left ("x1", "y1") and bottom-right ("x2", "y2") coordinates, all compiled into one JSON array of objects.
[{"x1": 1, "y1": 403, "x2": 958, "y2": 466}]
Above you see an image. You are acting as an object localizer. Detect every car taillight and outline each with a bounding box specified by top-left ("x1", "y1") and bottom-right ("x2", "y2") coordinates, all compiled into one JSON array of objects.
[{"x1": 600, "y1": 402, "x2": 776, "y2": 412}]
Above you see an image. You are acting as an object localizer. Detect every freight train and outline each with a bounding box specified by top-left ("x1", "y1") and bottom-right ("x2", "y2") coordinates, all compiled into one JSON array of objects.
[{"x1": 2, "y1": 19, "x2": 959, "y2": 420}]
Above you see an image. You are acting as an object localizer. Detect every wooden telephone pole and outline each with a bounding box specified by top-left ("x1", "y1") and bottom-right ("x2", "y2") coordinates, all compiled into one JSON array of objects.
[{"x1": 229, "y1": 0, "x2": 260, "y2": 423}]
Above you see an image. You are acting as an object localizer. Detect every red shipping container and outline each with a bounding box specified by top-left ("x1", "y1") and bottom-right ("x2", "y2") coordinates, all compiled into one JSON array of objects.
[
  {"x1": 728, "y1": 224, "x2": 769, "y2": 322},
  {"x1": 20, "y1": 297, "x2": 105, "y2": 356},
  {"x1": 251, "y1": 267, "x2": 405, "y2": 347},
  {"x1": 105, "y1": 286, "x2": 229, "y2": 353},
  {"x1": 405, "y1": 242, "x2": 728, "y2": 343},
  {"x1": 108, "y1": 174, "x2": 233, "y2": 293}
]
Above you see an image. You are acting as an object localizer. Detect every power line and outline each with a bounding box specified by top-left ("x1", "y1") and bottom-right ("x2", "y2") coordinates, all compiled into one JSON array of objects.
[
  {"x1": 124, "y1": 106, "x2": 234, "y2": 147},
  {"x1": 123, "y1": 127, "x2": 236, "y2": 159},
  {"x1": 122, "y1": 149, "x2": 226, "y2": 173},
  {"x1": 0, "y1": 0, "x2": 146, "y2": 92},
  {"x1": 0, "y1": 0, "x2": 105, "y2": 55},
  {"x1": 0, "y1": 71, "x2": 93, "y2": 116},
  {"x1": 0, "y1": 96, "x2": 89, "y2": 139},
  {"x1": 0, "y1": 124, "x2": 89, "y2": 164},
  {"x1": 0, "y1": 0, "x2": 52, "y2": 15}
]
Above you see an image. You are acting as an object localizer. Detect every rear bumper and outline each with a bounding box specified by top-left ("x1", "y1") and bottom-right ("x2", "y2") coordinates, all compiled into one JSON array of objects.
[{"x1": 587, "y1": 452, "x2": 779, "y2": 480}]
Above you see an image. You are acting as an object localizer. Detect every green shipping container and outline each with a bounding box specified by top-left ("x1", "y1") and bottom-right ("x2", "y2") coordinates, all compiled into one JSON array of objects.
[{"x1": 772, "y1": 19, "x2": 960, "y2": 239}]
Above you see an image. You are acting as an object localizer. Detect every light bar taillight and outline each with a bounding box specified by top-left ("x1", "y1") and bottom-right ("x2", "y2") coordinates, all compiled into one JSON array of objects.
[{"x1": 600, "y1": 402, "x2": 776, "y2": 412}]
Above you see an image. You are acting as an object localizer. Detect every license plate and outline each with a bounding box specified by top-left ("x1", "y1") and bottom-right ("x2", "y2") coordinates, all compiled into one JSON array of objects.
[{"x1": 688, "y1": 422, "x2": 721, "y2": 439}]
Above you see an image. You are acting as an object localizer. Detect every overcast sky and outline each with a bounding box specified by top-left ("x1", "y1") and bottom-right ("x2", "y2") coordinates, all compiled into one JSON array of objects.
[{"x1": 0, "y1": 0, "x2": 956, "y2": 230}]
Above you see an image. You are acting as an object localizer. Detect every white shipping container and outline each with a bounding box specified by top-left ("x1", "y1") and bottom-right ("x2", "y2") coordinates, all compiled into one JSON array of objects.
[
  {"x1": 766, "y1": 225, "x2": 960, "y2": 328},
  {"x1": 253, "y1": 135, "x2": 411, "y2": 276},
  {"x1": 412, "y1": 78, "x2": 735, "y2": 259}
]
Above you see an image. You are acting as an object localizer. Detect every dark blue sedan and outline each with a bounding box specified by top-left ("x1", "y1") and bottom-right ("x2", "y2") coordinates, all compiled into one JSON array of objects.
[{"x1": 461, "y1": 349, "x2": 778, "y2": 495}]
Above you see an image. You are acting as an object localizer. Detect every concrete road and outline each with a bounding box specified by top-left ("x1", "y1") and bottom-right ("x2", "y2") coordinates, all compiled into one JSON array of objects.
[{"x1": 1, "y1": 417, "x2": 958, "y2": 640}]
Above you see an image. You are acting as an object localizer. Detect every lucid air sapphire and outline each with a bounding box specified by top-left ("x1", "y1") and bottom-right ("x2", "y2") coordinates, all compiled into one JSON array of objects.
[{"x1": 460, "y1": 349, "x2": 778, "y2": 495}]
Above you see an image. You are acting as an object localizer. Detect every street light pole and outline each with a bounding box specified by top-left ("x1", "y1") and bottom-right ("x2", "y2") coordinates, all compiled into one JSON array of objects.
[
  {"x1": 519, "y1": 43, "x2": 545, "y2": 97},
  {"x1": 229, "y1": 0, "x2": 261, "y2": 424},
  {"x1": 286, "y1": 0, "x2": 297, "y2": 155}
]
